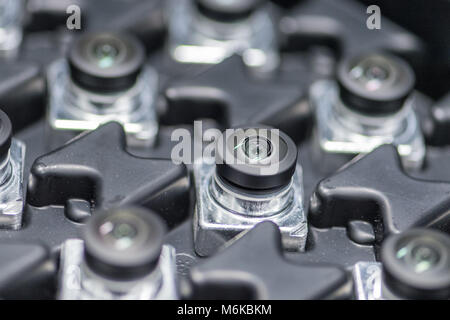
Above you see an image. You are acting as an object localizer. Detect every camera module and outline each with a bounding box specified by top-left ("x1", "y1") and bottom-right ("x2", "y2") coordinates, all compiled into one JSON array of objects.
[
  {"x1": 47, "y1": 32, "x2": 159, "y2": 147},
  {"x1": 0, "y1": 109, "x2": 25, "y2": 230},
  {"x1": 58, "y1": 207, "x2": 178, "y2": 299},
  {"x1": 193, "y1": 125, "x2": 307, "y2": 256},
  {"x1": 311, "y1": 51, "x2": 425, "y2": 170},
  {"x1": 381, "y1": 229, "x2": 450, "y2": 299}
]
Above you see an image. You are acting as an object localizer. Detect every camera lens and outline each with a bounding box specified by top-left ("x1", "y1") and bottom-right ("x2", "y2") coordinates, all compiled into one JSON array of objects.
[
  {"x1": 216, "y1": 125, "x2": 297, "y2": 190},
  {"x1": 68, "y1": 32, "x2": 145, "y2": 93},
  {"x1": 92, "y1": 41, "x2": 120, "y2": 69},
  {"x1": 0, "y1": 109, "x2": 12, "y2": 164},
  {"x1": 195, "y1": 0, "x2": 265, "y2": 22},
  {"x1": 243, "y1": 136, "x2": 272, "y2": 161},
  {"x1": 396, "y1": 240, "x2": 441, "y2": 274},
  {"x1": 381, "y1": 229, "x2": 450, "y2": 299},
  {"x1": 98, "y1": 219, "x2": 138, "y2": 251},
  {"x1": 83, "y1": 207, "x2": 166, "y2": 280},
  {"x1": 337, "y1": 52, "x2": 415, "y2": 115},
  {"x1": 350, "y1": 60, "x2": 391, "y2": 92}
]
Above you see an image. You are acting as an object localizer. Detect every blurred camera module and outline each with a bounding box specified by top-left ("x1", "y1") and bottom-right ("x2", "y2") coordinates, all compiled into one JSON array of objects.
[
  {"x1": 58, "y1": 207, "x2": 178, "y2": 300},
  {"x1": 193, "y1": 125, "x2": 307, "y2": 257},
  {"x1": 0, "y1": 110, "x2": 25, "y2": 230},
  {"x1": 353, "y1": 229, "x2": 450, "y2": 300},
  {"x1": 47, "y1": 32, "x2": 158, "y2": 147},
  {"x1": 311, "y1": 52, "x2": 425, "y2": 170},
  {"x1": 166, "y1": 0, "x2": 279, "y2": 73},
  {"x1": 0, "y1": 0, "x2": 24, "y2": 58}
]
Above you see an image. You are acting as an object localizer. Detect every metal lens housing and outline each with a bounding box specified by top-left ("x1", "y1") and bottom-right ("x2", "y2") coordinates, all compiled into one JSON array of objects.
[
  {"x1": 311, "y1": 52, "x2": 425, "y2": 170},
  {"x1": 58, "y1": 240, "x2": 178, "y2": 300},
  {"x1": 0, "y1": 110, "x2": 25, "y2": 230},
  {"x1": 166, "y1": 0, "x2": 279, "y2": 73},
  {"x1": 47, "y1": 32, "x2": 159, "y2": 147}
]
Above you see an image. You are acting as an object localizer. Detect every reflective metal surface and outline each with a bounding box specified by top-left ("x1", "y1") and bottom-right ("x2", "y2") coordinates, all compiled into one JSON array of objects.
[
  {"x1": 166, "y1": 0, "x2": 279, "y2": 73},
  {"x1": 0, "y1": 0, "x2": 24, "y2": 58},
  {"x1": 353, "y1": 262, "x2": 399, "y2": 300},
  {"x1": 58, "y1": 239, "x2": 178, "y2": 300},
  {"x1": 311, "y1": 80, "x2": 425, "y2": 170},
  {"x1": 0, "y1": 139, "x2": 25, "y2": 230},
  {"x1": 47, "y1": 60, "x2": 159, "y2": 147},
  {"x1": 193, "y1": 159, "x2": 307, "y2": 256}
]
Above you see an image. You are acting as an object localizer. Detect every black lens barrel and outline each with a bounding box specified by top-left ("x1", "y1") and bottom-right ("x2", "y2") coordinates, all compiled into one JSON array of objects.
[
  {"x1": 337, "y1": 52, "x2": 415, "y2": 116},
  {"x1": 68, "y1": 32, "x2": 145, "y2": 93},
  {"x1": 381, "y1": 228, "x2": 450, "y2": 300},
  {"x1": 83, "y1": 207, "x2": 166, "y2": 280},
  {"x1": 215, "y1": 125, "x2": 298, "y2": 190},
  {"x1": 195, "y1": 0, "x2": 265, "y2": 22}
]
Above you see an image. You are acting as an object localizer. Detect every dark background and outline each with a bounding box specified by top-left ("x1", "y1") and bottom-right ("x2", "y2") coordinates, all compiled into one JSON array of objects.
[
  {"x1": 276, "y1": 0, "x2": 450, "y2": 100},
  {"x1": 357, "y1": 0, "x2": 450, "y2": 100}
]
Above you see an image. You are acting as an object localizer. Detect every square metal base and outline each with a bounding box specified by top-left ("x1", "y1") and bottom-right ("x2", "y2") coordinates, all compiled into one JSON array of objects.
[
  {"x1": 0, "y1": 139, "x2": 25, "y2": 230},
  {"x1": 58, "y1": 239, "x2": 178, "y2": 300}
]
